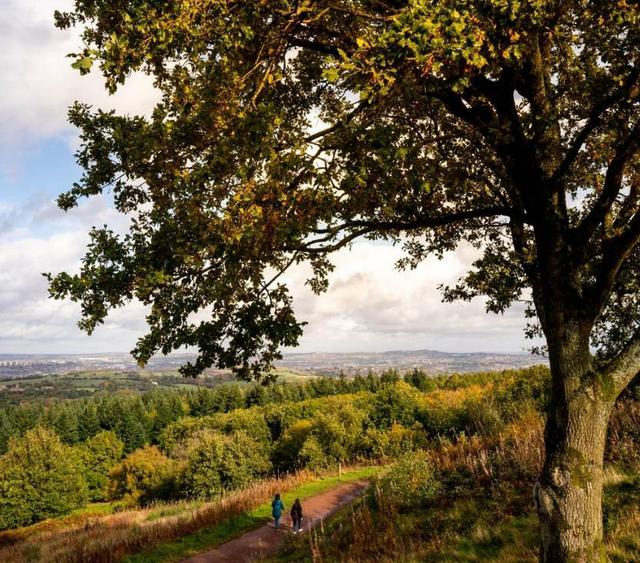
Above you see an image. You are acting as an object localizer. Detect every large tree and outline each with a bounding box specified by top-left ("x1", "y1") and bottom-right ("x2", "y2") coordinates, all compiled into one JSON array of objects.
[{"x1": 49, "y1": 1, "x2": 639, "y2": 560}]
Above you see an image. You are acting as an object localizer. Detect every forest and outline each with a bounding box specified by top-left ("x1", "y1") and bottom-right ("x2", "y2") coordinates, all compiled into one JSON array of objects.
[{"x1": 1, "y1": 366, "x2": 639, "y2": 561}]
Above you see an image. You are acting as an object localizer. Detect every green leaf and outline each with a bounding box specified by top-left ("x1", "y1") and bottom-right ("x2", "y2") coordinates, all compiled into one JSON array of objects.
[{"x1": 71, "y1": 57, "x2": 94, "y2": 72}]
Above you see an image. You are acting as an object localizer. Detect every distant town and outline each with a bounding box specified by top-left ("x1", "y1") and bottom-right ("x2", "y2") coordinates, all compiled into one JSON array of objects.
[{"x1": 0, "y1": 349, "x2": 543, "y2": 380}]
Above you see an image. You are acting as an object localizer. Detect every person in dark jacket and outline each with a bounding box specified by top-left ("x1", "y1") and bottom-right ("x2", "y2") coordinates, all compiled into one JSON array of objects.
[
  {"x1": 272, "y1": 493, "x2": 285, "y2": 530},
  {"x1": 291, "y1": 498, "x2": 303, "y2": 533}
]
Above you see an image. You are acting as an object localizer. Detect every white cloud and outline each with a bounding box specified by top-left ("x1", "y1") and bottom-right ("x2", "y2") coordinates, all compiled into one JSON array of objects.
[
  {"x1": 0, "y1": 209, "x2": 533, "y2": 354},
  {"x1": 284, "y1": 241, "x2": 530, "y2": 354},
  {"x1": 0, "y1": 196, "x2": 149, "y2": 354},
  {"x1": 0, "y1": 193, "x2": 123, "y2": 238},
  {"x1": 0, "y1": 0, "x2": 159, "y2": 153},
  {"x1": 0, "y1": 0, "x2": 534, "y2": 355}
]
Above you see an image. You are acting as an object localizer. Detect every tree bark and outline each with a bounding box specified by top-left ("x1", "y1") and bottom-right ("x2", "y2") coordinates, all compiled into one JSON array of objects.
[{"x1": 535, "y1": 328, "x2": 613, "y2": 563}]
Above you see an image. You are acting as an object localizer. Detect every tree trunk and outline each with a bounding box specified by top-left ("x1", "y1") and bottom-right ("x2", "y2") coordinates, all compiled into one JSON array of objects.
[{"x1": 535, "y1": 330, "x2": 614, "y2": 563}]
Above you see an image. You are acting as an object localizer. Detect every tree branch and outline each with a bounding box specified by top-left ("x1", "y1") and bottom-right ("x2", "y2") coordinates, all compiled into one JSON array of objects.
[
  {"x1": 293, "y1": 206, "x2": 522, "y2": 253},
  {"x1": 288, "y1": 227, "x2": 375, "y2": 254},
  {"x1": 346, "y1": 206, "x2": 521, "y2": 230},
  {"x1": 575, "y1": 120, "x2": 640, "y2": 247},
  {"x1": 326, "y1": 3, "x2": 398, "y2": 21},
  {"x1": 591, "y1": 211, "x2": 640, "y2": 317},
  {"x1": 287, "y1": 37, "x2": 341, "y2": 57},
  {"x1": 613, "y1": 178, "x2": 640, "y2": 233},
  {"x1": 303, "y1": 103, "x2": 367, "y2": 144},
  {"x1": 552, "y1": 64, "x2": 640, "y2": 184},
  {"x1": 603, "y1": 329, "x2": 640, "y2": 395}
]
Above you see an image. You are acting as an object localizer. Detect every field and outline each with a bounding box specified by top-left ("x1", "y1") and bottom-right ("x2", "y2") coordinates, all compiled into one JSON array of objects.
[{"x1": 0, "y1": 367, "x2": 309, "y2": 406}]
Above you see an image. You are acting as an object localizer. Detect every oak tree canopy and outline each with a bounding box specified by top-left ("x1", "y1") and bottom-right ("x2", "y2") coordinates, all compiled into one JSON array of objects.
[{"x1": 49, "y1": 2, "x2": 639, "y2": 560}]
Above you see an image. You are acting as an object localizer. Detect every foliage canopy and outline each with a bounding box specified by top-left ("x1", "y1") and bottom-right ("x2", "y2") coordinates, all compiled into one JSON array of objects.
[
  {"x1": 49, "y1": 1, "x2": 640, "y2": 385},
  {"x1": 0, "y1": 427, "x2": 87, "y2": 530}
]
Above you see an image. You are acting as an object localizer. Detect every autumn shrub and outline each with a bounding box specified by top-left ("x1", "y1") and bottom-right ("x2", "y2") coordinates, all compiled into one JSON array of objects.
[
  {"x1": 262, "y1": 393, "x2": 370, "y2": 441},
  {"x1": 491, "y1": 366, "x2": 549, "y2": 422},
  {"x1": 378, "y1": 450, "x2": 439, "y2": 511},
  {"x1": 360, "y1": 422, "x2": 425, "y2": 460},
  {"x1": 272, "y1": 420, "x2": 314, "y2": 471},
  {"x1": 298, "y1": 435, "x2": 327, "y2": 471},
  {"x1": 159, "y1": 408, "x2": 272, "y2": 455},
  {"x1": 108, "y1": 446, "x2": 180, "y2": 507},
  {"x1": 274, "y1": 403, "x2": 367, "y2": 472},
  {"x1": 457, "y1": 394, "x2": 504, "y2": 436},
  {"x1": 0, "y1": 427, "x2": 87, "y2": 530},
  {"x1": 430, "y1": 409, "x2": 544, "y2": 491},
  {"x1": 180, "y1": 430, "x2": 271, "y2": 498},
  {"x1": 202, "y1": 409, "x2": 272, "y2": 445},
  {"x1": 416, "y1": 384, "x2": 491, "y2": 438},
  {"x1": 367, "y1": 382, "x2": 421, "y2": 429},
  {"x1": 78, "y1": 430, "x2": 124, "y2": 501},
  {"x1": 310, "y1": 404, "x2": 367, "y2": 464}
]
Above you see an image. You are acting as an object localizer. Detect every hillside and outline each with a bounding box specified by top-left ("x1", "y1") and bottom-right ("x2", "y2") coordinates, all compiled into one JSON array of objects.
[
  {"x1": 278, "y1": 349, "x2": 541, "y2": 376},
  {"x1": 0, "y1": 349, "x2": 540, "y2": 380},
  {"x1": 0, "y1": 366, "x2": 638, "y2": 562},
  {"x1": 0, "y1": 367, "x2": 306, "y2": 407}
]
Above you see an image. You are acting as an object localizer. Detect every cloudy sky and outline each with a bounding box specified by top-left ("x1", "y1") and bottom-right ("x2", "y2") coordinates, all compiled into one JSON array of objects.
[{"x1": 0, "y1": 0, "x2": 532, "y2": 356}]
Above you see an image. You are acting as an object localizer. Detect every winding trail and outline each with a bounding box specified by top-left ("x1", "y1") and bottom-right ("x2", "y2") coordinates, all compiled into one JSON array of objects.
[{"x1": 181, "y1": 479, "x2": 369, "y2": 563}]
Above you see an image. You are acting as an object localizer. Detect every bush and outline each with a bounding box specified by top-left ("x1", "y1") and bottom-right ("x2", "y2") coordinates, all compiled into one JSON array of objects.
[
  {"x1": 108, "y1": 446, "x2": 179, "y2": 507},
  {"x1": 458, "y1": 395, "x2": 503, "y2": 436},
  {"x1": 272, "y1": 420, "x2": 314, "y2": 471},
  {"x1": 492, "y1": 366, "x2": 549, "y2": 422},
  {"x1": 430, "y1": 410, "x2": 544, "y2": 491},
  {"x1": 181, "y1": 431, "x2": 271, "y2": 499},
  {"x1": 379, "y1": 450, "x2": 439, "y2": 511},
  {"x1": 0, "y1": 427, "x2": 87, "y2": 530},
  {"x1": 160, "y1": 409, "x2": 271, "y2": 455},
  {"x1": 416, "y1": 385, "x2": 490, "y2": 438},
  {"x1": 361, "y1": 423, "x2": 425, "y2": 460},
  {"x1": 272, "y1": 404, "x2": 366, "y2": 471},
  {"x1": 311, "y1": 405, "x2": 366, "y2": 465},
  {"x1": 79, "y1": 431, "x2": 125, "y2": 501},
  {"x1": 368, "y1": 382, "x2": 420, "y2": 429},
  {"x1": 298, "y1": 435, "x2": 326, "y2": 472}
]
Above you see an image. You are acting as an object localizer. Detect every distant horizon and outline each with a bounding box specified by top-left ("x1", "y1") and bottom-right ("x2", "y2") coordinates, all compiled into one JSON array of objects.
[{"x1": 0, "y1": 347, "x2": 536, "y2": 358}]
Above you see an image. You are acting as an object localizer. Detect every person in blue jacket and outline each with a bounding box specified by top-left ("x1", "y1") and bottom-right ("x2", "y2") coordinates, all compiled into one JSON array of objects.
[{"x1": 271, "y1": 493, "x2": 285, "y2": 530}]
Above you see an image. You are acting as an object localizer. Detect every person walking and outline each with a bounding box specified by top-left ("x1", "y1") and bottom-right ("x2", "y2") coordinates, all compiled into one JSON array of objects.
[
  {"x1": 271, "y1": 493, "x2": 285, "y2": 530},
  {"x1": 291, "y1": 498, "x2": 303, "y2": 533}
]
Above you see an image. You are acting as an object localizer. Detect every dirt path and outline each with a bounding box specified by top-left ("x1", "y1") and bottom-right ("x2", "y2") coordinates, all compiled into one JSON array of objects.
[{"x1": 181, "y1": 479, "x2": 369, "y2": 563}]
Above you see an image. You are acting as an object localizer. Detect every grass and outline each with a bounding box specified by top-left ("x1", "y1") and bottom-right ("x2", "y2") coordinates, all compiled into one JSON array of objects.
[
  {"x1": 266, "y1": 412, "x2": 639, "y2": 563},
  {"x1": 0, "y1": 472, "x2": 309, "y2": 563},
  {"x1": 0, "y1": 501, "x2": 119, "y2": 548},
  {"x1": 604, "y1": 472, "x2": 640, "y2": 562},
  {"x1": 125, "y1": 466, "x2": 380, "y2": 563},
  {"x1": 270, "y1": 468, "x2": 640, "y2": 563},
  {"x1": 70, "y1": 501, "x2": 119, "y2": 517},
  {"x1": 270, "y1": 484, "x2": 375, "y2": 563},
  {"x1": 431, "y1": 471, "x2": 640, "y2": 563}
]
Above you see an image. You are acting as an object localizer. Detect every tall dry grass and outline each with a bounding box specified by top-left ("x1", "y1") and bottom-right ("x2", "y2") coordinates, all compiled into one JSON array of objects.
[
  {"x1": 607, "y1": 397, "x2": 640, "y2": 469},
  {"x1": 431, "y1": 409, "x2": 545, "y2": 484},
  {"x1": 291, "y1": 413, "x2": 545, "y2": 563},
  {"x1": 0, "y1": 470, "x2": 312, "y2": 563}
]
